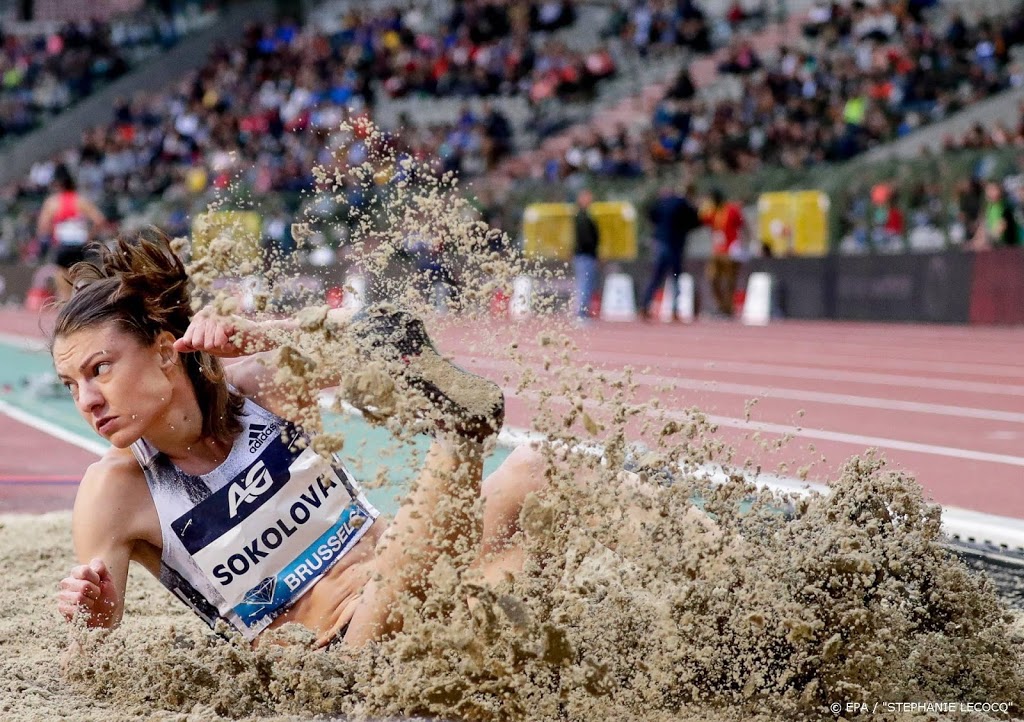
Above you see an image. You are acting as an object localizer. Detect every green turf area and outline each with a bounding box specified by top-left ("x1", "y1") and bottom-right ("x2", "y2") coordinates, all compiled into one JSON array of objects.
[{"x1": 0, "y1": 341, "x2": 511, "y2": 516}]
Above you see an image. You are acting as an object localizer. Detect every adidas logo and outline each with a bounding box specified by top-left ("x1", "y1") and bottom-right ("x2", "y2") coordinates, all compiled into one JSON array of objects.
[{"x1": 248, "y1": 423, "x2": 277, "y2": 453}]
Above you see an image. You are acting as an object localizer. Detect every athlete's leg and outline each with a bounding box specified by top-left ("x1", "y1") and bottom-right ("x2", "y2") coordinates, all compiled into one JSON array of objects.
[
  {"x1": 466, "y1": 446, "x2": 732, "y2": 606},
  {"x1": 344, "y1": 436, "x2": 485, "y2": 646},
  {"x1": 480, "y1": 444, "x2": 548, "y2": 555},
  {"x1": 467, "y1": 442, "x2": 668, "y2": 584}
]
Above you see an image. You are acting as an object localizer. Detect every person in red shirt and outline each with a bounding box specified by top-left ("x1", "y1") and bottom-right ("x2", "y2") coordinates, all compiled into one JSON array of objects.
[
  {"x1": 699, "y1": 188, "x2": 748, "y2": 316},
  {"x1": 36, "y1": 164, "x2": 109, "y2": 300}
]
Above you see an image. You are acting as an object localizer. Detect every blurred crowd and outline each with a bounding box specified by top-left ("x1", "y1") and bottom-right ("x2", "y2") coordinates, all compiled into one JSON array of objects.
[
  {"x1": 0, "y1": 7, "x2": 208, "y2": 144},
  {"x1": 359, "y1": 1, "x2": 616, "y2": 103},
  {"x1": 528, "y1": 0, "x2": 1024, "y2": 184},
  {"x1": 5, "y1": 0, "x2": 1024, "y2": 267},
  {"x1": 0, "y1": 21, "x2": 132, "y2": 142},
  {"x1": 2, "y1": 0, "x2": 627, "y2": 224},
  {"x1": 602, "y1": 0, "x2": 714, "y2": 56},
  {"x1": 839, "y1": 149, "x2": 1024, "y2": 254}
]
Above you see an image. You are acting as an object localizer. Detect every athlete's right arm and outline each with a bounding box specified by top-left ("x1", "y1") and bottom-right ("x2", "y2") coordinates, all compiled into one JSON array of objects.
[{"x1": 57, "y1": 453, "x2": 154, "y2": 629}]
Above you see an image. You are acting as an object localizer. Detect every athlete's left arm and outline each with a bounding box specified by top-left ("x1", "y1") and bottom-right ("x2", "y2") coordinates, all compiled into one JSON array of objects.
[
  {"x1": 175, "y1": 309, "x2": 343, "y2": 421},
  {"x1": 173, "y1": 305, "x2": 358, "y2": 360}
]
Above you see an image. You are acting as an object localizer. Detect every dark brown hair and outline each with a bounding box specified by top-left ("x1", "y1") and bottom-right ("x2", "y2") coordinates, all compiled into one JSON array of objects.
[{"x1": 52, "y1": 231, "x2": 244, "y2": 444}]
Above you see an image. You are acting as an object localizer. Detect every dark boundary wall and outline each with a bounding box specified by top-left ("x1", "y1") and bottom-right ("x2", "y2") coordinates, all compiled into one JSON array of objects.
[
  {"x1": 1, "y1": 247, "x2": 1021, "y2": 324},
  {"x1": 829, "y1": 250, "x2": 972, "y2": 323},
  {"x1": 684, "y1": 250, "x2": 976, "y2": 324},
  {"x1": 747, "y1": 249, "x2": 978, "y2": 324}
]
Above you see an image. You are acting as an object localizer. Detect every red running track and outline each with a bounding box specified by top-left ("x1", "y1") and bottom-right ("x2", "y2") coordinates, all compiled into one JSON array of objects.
[
  {"x1": 444, "y1": 317, "x2": 1024, "y2": 519},
  {"x1": 3, "y1": 309, "x2": 1023, "y2": 518}
]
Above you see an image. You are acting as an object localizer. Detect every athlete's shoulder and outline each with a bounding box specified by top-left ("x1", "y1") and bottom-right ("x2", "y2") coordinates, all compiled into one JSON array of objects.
[
  {"x1": 225, "y1": 353, "x2": 300, "y2": 421},
  {"x1": 77, "y1": 447, "x2": 147, "y2": 509},
  {"x1": 74, "y1": 447, "x2": 157, "y2": 547},
  {"x1": 85, "y1": 446, "x2": 142, "y2": 477}
]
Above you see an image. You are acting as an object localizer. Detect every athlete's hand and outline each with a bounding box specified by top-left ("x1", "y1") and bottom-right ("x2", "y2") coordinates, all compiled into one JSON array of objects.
[
  {"x1": 57, "y1": 559, "x2": 120, "y2": 628},
  {"x1": 174, "y1": 310, "x2": 256, "y2": 357}
]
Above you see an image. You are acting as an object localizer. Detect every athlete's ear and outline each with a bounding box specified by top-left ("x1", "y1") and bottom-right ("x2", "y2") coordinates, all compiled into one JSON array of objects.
[{"x1": 156, "y1": 331, "x2": 177, "y2": 368}]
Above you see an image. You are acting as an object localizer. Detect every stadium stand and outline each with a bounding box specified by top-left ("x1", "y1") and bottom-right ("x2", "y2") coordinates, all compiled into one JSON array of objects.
[
  {"x1": 0, "y1": 2, "x2": 216, "y2": 143},
  {"x1": 3, "y1": 0, "x2": 1024, "y2": 269},
  {"x1": 2, "y1": 0, "x2": 683, "y2": 237},
  {"x1": 505, "y1": 0, "x2": 1024, "y2": 182}
]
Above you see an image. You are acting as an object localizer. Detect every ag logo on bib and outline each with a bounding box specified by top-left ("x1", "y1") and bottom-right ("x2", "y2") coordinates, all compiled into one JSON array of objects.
[{"x1": 228, "y1": 461, "x2": 275, "y2": 518}]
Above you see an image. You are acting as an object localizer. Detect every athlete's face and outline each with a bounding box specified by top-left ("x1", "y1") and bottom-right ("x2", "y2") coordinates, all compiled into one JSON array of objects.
[{"x1": 53, "y1": 322, "x2": 177, "y2": 448}]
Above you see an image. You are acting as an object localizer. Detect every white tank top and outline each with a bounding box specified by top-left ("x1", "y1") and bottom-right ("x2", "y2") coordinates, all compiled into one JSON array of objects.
[{"x1": 129, "y1": 398, "x2": 379, "y2": 640}]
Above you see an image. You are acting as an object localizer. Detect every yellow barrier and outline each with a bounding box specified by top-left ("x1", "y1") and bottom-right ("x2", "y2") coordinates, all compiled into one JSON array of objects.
[
  {"x1": 191, "y1": 210, "x2": 263, "y2": 268},
  {"x1": 522, "y1": 203, "x2": 575, "y2": 261},
  {"x1": 591, "y1": 201, "x2": 638, "y2": 261},
  {"x1": 757, "y1": 191, "x2": 829, "y2": 257},
  {"x1": 522, "y1": 201, "x2": 638, "y2": 261}
]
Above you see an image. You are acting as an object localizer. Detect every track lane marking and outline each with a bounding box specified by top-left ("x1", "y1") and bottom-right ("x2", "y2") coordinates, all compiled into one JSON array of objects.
[{"x1": 463, "y1": 355, "x2": 1024, "y2": 423}]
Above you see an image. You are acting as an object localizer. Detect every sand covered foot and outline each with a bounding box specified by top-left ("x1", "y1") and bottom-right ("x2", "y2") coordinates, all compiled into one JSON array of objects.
[{"x1": 346, "y1": 303, "x2": 505, "y2": 441}]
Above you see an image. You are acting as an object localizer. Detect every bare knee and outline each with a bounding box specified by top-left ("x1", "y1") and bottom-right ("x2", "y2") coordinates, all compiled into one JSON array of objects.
[
  {"x1": 479, "y1": 443, "x2": 550, "y2": 549},
  {"x1": 480, "y1": 445, "x2": 550, "y2": 518},
  {"x1": 507, "y1": 442, "x2": 547, "y2": 472}
]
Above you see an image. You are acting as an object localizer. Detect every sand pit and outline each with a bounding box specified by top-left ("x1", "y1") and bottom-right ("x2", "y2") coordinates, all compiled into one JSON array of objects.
[{"x1": 4, "y1": 453, "x2": 1024, "y2": 721}]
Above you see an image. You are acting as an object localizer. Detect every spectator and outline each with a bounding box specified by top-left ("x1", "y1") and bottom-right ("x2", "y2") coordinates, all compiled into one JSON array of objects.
[
  {"x1": 35, "y1": 164, "x2": 108, "y2": 299},
  {"x1": 530, "y1": 1, "x2": 577, "y2": 32},
  {"x1": 699, "y1": 188, "x2": 747, "y2": 317},
  {"x1": 717, "y1": 40, "x2": 762, "y2": 75},
  {"x1": 572, "y1": 189, "x2": 602, "y2": 322},
  {"x1": 481, "y1": 101, "x2": 513, "y2": 167},
  {"x1": 1011, "y1": 184, "x2": 1024, "y2": 246},
  {"x1": 639, "y1": 183, "x2": 700, "y2": 320},
  {"x1": 665, "y1": 67, "x2": 696, "y2": 101},
  {"x1": 957, "y1": 177, "x2": 985, "y2": 240},
  {"x1": 869, "y1": 183, "x2": 905, "y2": 252},
  {"x1": 972, "y1": 181, "x2": 1019, "y2": 249}
]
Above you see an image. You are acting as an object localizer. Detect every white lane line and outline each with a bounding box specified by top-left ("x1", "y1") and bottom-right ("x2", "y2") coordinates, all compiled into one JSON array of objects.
[
  {"x1": 463, "y1": 355, "x2": 1024, "y2": 423},
  {"x1": 545, "y1": 332, "x2": 1024, "y2": 377},
  {"x1": 636, "y1": 375, "x2": 1024, "y2": 423},
  {"x1": 0, "y1": 331, "x2": 46, "y2": 351},
  {"x1": 700, "y1": 412, "x2": 1024, "y2": 467},
  {"x1": 541, "y1": 352, "x2": 1024, "y2": 397},
  {"x1": 0, "y1": 398, "x2": 107, "y2": 456},
  {"x1": 622, "y1": 354, "x2": 1024, "y2": 393},
  {"x1": 499, "y1": 384, "x2": 1024, "y2": 468},
  {"x1": 686, "y1": 350, "x2": 1024, "y2": 378}
]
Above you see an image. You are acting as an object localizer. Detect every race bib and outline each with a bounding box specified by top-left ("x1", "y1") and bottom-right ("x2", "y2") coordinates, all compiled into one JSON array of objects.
[
  {"x1": 54, "y1": 219, "x2": 88, "y2": 245},
  {"x1": 170, "y1": 447, "x2": 374, "y2": 629}
]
